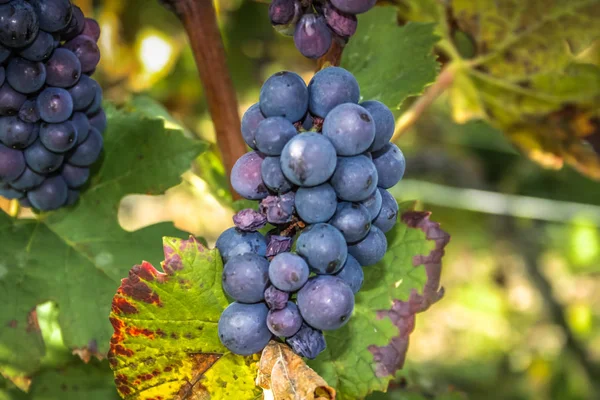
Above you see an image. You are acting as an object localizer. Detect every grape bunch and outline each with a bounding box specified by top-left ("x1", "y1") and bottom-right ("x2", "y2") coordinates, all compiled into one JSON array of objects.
[
  {"x1": 217, "y1": 67, "x2": 405, "y2": 358},
  {"x1": 0, "y1": 0, "x2": 105, "y2": 211},
  {"x1": 269, "y1": 0, "x2": 376, "y2": 59}
]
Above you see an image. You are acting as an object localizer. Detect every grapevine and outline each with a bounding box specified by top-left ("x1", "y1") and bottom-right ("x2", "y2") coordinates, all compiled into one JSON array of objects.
[
  {"x1": 0, "y1": 0, "x2": 104, "y2": 211},
  {"x1": 217, "y1": 66, "x2": 405, "y2": 359}
]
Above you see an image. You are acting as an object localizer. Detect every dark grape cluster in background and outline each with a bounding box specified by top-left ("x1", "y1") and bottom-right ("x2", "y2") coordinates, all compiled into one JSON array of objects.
[
  {"x1": 217, "y1": 67, "x2": 405, "y2": 359},
  {"x1": 0, "y1": 0, "x2": 105, "y2": 211},
  {"x1": 269, "y1": 0, "x2": 376, "y2": 59}
]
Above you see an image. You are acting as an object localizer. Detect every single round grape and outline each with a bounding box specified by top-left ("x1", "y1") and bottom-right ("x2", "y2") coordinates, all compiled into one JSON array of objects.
[
  {"x1": 88, "y1": 109, "x2": 106, "y2": 133},
  {"x1": 0, "y1": 43, "x2": 10, "y2": 63},
  {"x1": 373, "y1": 189, "x2": 398, "y2": 233},
  {"x1": 27, "y1": 175, "x2": 68, "y2": 211},
  {"x1": 297, "y1": 275, "x2": 354, "y2": 330},
  {"x1": 323, "y1": 3, "x2": 357, "y2": 38},
  {"x1": 64, "y1": 34, "x2": 100, "y2": 73},
  {"x1": 37, "y1": 87, "x2": 74, "y2": 123},
  {"x1": 269, "y1": 0, "x2": 297, "y2": 25},
  {"x1": 31, "y1": 0, "x2": 73, "y2": 33},
  {"x1": 230, "y1": 151, "x2": 268, "y2": 200},
  {"x1": 294, "y1": 14, "x2": 332, "y2": 59},
  {"x1": 361, "y1": 100, "x2": 395, "y2": 152},
  {"x1": 68, "y1": 74, "x2": 96, "y2": 110},
  {"x1": 334, "y1": 254, "x2": 363, "y2": 294},
  {"x1": 296, "y1": 223, "x2": 347, "y2": 274},
  {"x1": 0, "y1": 1, "x2": 39, "y2": 48},
  {"x1": 19, "y1": 30, "x2": 56, "y2": 61},
  {"x1": 269, "y1": 252, "x2": 309, "y2": 292},
  {"x1": 259, "y1": 71, "x2": 308, "y2": 123},
  {"x1": 45, "y1": 48, "x2": 82, "y2": 88},
  {"x1": 0, "y1": 183, "x2": 23, "y2": 199},
  {"x1": 295, "y1": 183, "x2": 337, "y2": 223},
  {"x1": 67, "y1": 126, "x2": 102, "y2": 166},
  {"x1": 323, "y1": 103, "x2": 376, "y2": 155},
  {"x1": 0, "y1": 83, "x2": 26, "y2": 116},
  {"x1": 82, "y1": 18, "x2": 100, "y2": 42},
  {"x1": 330, "y1": 202, "x2": 371, "y2": 243},
  {"x1": 261, "y1": 156, "x2": 293, "y2": 194},
  {"x1": 24, "y1": 139, "x2": 63, "y2": 173},
  {"x1": 65, "y1": 188, "x2": 79, "y2": 206},
  {"x1": 267, "y1": 302, "x2": 303, "y2": 337},
  {"x1": 222, "y1": 253, "x2": 270, "y2": 304},
  {"x1": 0, "y1": 144, "x2": 25, "y2": 181},
  {"x1": 280, "y1": 132, "x2": 337, "y2": 187},
  {"x1": 308, "y1": 67, "x2": 360, "y2": 118},
  {"x1": 359, "y1": 188, "x2": 382, "y2": 221},
  {"x1": 255, "y1": 116, "x2": 297, "y2": 156},
  {"x1": 330, "y1": 154, "x2": 378, "y2": 201},
  {"x1": 372, "y1": 143, "x2": 406, "y2": 189},
  {"x1": 85, "y1": 83, "x2": 102, "y2": 115},
  {"x1": 241, "y1": 103, "x2": 265, "y2": 149},
  {"x1": 59, "y1": 5, "x2": 84, "y2": 41},
  {"x1": 330, "y1": 0, "x2": 376, "y2": 14},
  {"x1": 18, "y1": 99, "x2": 40, "y2": 123},
  {"x1": 70, "y1": 112, "x2": 90, "y2": 143},
  {"x1": 0, "y1": 116, "x2": 35, "y2": 149},
  {"x1": 218, "y1": 302, "x2": 272, "y2": 356},
  {"x1": 215, "y1": 226, "x2": 267, "y2": 263},
  {"x1": 40, "y1": 121, "x2": 77, "y2": 153},
  {"x1": 348, "y1": 226, "x2": 387, "y2": 266},
  {"x1": 0, "y1": 66, "x2": 4, "y2": 86},
  {"x1": 10, "y1": 166, "x2": 43, "y2": 190}
]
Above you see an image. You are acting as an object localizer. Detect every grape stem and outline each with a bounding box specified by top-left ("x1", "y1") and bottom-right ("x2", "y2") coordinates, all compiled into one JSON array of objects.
[
  {"x1": 391, "y1": 65, "x2": 455, "y2": 141},
  {"x1": 317, "y1": 38, "x2": 345, "y2": 70},
  {"x1": 160, "y1": 0, "x2": 247, "y2": 199}
]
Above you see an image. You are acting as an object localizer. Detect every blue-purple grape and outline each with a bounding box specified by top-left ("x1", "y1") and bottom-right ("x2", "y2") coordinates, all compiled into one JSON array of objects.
[
  {"x1": 0, "y1": 143, "x2": 25, "y2": 181},
  {"x1": 294, "y1": 14, "x2": 332, "y2": 60},
  {"x1": 88, "y1": 109, "x2": 106, "y2": 133},
  {"x1": 218, "y1": 302, "x2": 272, "y2": 356},
  {"x1": 361, "y1": 100, "x2": 395, "y2": 152},
  {"x1": 231, "y1": 151, "x2": 268, "y2": 200},
  {"x1": 24, "y1": 139, "x2": 63, "y2": 173},
  {"x1": 45, "y1": 48, "x2": 81, "y2": 88},
  {"x1": 255, "y1": 116, "x2": 297, "y2": 156},
  {"x1": 37, "y1": 87, "x2": 73, "y2": 123},
  {"x1": 348, "y1": 225, "x2": 387, "y2": 266},
  {"x1": 267, "y1": 302, "x2": 303, "y2": 337},
  {"x1": 65, "y1": 188, "x2": 79, "y2": 206},
  {"x1": 0, "y1": 83, "x2": 26, "y2": 116},
  {"x1": 264, "y1": 285, "x2": 289, "y2": 310},
  {"x1": 296, "y1": 223, "x2": 347, "y2": 274},
  {"x1": 261, "y1": 156, "x2": 294, "y2": 194},
  {"x1": 334, "y1": 254, "x2": 363, "y2": 294},
  {"x1": 330, "y1": 202, "x2": 371, "y2": 243},
  {"x1": 0, "y1": 116, "x2": 35, "y2": 149},
  {"x1": 295, "y1": 183, "x2": 337, "y2": 223},
  {"x1": 259, "y1": 71, "x2": 308, "y2": 123},
  {"x1": 63, "y1": 34, "x2": 100, "y2": 73},
  {"x1": 0, "y1": 43, "x2": 10, "y2": 63},
  {"x1": 31, "y1": 0, "x2": 73, "y2": 33},
  {"x1": 68, "y1": 74, "x2": 96, "y2": 110},
  {"x1": 6, "y1": 58, "x2": 46, "y2": 94},
  {"x1": 40, "y1": 121, "x2": 77, "y2": 152},
  {"x1": 9, "y1": 166, "x2": 43, "y2": 190},
  {"x1": 330, "y1": 0, "x2": 376, "y2": 14},
  {"x1": 82, "y1": 18, "x2": 100, "y2": 42},
  {"x1": 27, "y1": 175, "x2": 68, "y2": 211},
  {"x1": 308, "y1": 66, "x2": 360, "y2": 118},
  {"x1": 269, "y1": 0, "x2": 302, "y2": 37},
  {"x1": 269, "y1": 252, "x2": 310, "y2": 292},
  {"x1": 260, "y1": 192, "x2": 295, "y2": 224},
  {"x1": 84, "y1": 82, "x2": 102, "y2": 115},
  {"x1": 286, "y1": 323, "x2": 326, "y2": 359},
  {"x1": 70, "y1": 112, "x2": 90, "y2": 143},
  {"x1": 359, "y1": 188, "x2": 382, "y2": 221},
  {"x1": 330, "y1": 154, "x2": 378, "y2": 201},
  {"x1": 373, "y1": 189, "x2": 398, "y2": 233},
  {"x1": 322, "y1": 103, "x2": 376, "y2": 155},
  {"x1": 297, "y1": 275, "x2": 354, "y2": 330},
  {"x1": 0, "y1": 66, "x2": 4, "y2": 86},
  {"x1": 19, "y1": 30, "x2": 56, "y2": 61},
  {"x1": 216, "y1": 226, "x2": 267, "y2": 263},
  {"x1": 280, "y1": 132, "x2": 337, "y2": 187},
  {"x1": 222, "y1": 253, "x2": 270, "y2": 303},
  {"x1": 240, "y1": 103, "x2": 264, "y2": 150},
  {"x1": 323, "y1": 3, "x2": 357, "y2": 38},
  {"x1": 66, "y1": 126, "x2": 102, "y2": 166},
  {"x1": 372, "y1": 143, "x2": 406, "y2": 188},
  {"x1": 18, "y1": 99, "x2": 40, "y2": 123},
  {"x1": 0, "y1": 182, "x2": 23, "y2": 199},
  {"x1": 60, "y1": 5, "x2": 84, "y2": 41},
  {"x1": 0, "y1": 1, "x2": 39, "y2": 48}
]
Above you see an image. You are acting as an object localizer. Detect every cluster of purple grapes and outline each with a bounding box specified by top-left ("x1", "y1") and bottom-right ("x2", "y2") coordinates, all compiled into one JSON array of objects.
[
  {"x1": 0, "y1": 0, "x2": 105, "y2": 211},
  {"x1": 217, "y1": 67, "x2": 405, "y2": 358},
  {"x1": 269, "y1": 0, "x2": 376, "y2": 59}
]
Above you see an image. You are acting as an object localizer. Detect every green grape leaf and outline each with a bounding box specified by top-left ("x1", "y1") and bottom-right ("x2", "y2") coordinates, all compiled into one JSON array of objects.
[
  {"x1": 108, "y1": 236, "x2": 260, "y2": 400},
  {"x1": 397, "y1": 0, "x2": 600, "y2": 179},
  {"x1": 308, "y1": 211, "x2": 450, "y2": 400},
  {"x1": 342, "y1": 7, "x2": 440, "y2": 109},
  {"x1": 0, "y1": 103, "x2": 207, "y2": 381}
]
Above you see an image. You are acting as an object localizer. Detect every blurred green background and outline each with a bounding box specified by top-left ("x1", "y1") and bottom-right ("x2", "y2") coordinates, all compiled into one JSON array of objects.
[{"x1": 3, "y1": 0, "x2": 599, "y2": 399}]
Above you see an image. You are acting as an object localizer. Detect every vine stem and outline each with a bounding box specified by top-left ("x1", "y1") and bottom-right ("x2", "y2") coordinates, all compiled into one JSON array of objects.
[
  {"x1": 160, "y1": 0, "x2": 246, "y2": 198},
  {"x1": 391, "y1": 65, "x2": 455, "y2": 141}
]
